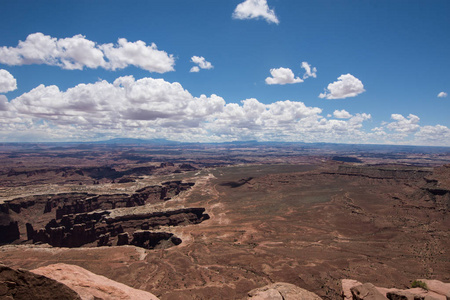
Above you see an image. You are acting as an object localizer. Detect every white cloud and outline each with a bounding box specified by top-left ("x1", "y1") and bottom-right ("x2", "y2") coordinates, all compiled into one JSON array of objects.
[
  {"x1": 437, "y1": 92, "x2": 447, "y2": 98},
  {"x1": 54, "y1": 34, "x2": 106, "y2": 70},
  {"x1": 190, "y1": 66, "x2": 200, "y2": 73},
  {"x1": 189, "y1": 56, "x2": 213, "y2": 73},
  {"x1": 386, "y1": 114, "x2": 420, "y2": 134},
  {"x1": 266, "y1": 62, "x2": 317, "y2": 85},
  {"x1": 415, "y1": 125, "x2": 450, "y2": 143},
  {"x1": 333, "y1": 109, "x2": 352, "y2": 119},
  {"x1": 301, "y1": 62, "x2": 317, "y2": 79},
  {"x1": 100, "y1": 38, "x2": 174, "y2": 73},
  {"x1": 265, "y1": 67, "x2": 303, "y2": 85},
  {"x1": 0, "y1": 75, "x2": 379, "y2": 143},
  {"x1": 319, "y1": 74, "x2": 365, "y2": 99},
  {"x1": 1, "y1": 76, "x2": 449, "y2": 146},
  {"x1": 0, "y1": 69, "x2": 17, "y2": 93},
  {"x1": 9, "y1": 76, "x2": 225, "y2": 130},
  {"x1": 0, "y1": 33, "x2": 175, "y2": 73},
  {"x1": 232, "y1": 0, "x2": 279, "y2": 24},
  {"x1": 0, "y1": 95, "x2": 9, "y2": 111}
]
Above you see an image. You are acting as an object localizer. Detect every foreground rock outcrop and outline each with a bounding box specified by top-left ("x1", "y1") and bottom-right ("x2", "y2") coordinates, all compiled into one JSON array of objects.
[
  {"x1": 0, "y1": 264, "x2": 81, "y2": 300},
  {"x1": 342, "y1": 279, "x2": 450, "y2": 300},
  {"x1": 31, "y1": 263, "x2": 159, "y2": 300},
  {"x1": 247, "y1": 282, "x2": 322, "y2": 300}
]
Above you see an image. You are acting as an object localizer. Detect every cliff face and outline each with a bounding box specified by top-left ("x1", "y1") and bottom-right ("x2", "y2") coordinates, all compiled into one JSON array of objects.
[
  {"x1": 331, "y1": 165, "x2": 433, "y2": 180},
  {"x1": 26, "y1": 207, "x2": 209, "y2": 249},
  {"x1": 418, "y1": 164, "x2": 450, "y2": 210},
  {"x1": 0, "y1": 180, "x2": 209, "y2": 250},
  {"x1": 0, "y1": 221, "x2": 20, "y2": 243},
  {"x1": 0, "y1": 180, "x2": 194, "y2": 218}
]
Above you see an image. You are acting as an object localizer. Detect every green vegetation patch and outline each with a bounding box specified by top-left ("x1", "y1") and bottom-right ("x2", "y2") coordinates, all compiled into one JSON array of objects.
[{"x1": 411, "y1": 280, "x2": 428, "y2": 290}]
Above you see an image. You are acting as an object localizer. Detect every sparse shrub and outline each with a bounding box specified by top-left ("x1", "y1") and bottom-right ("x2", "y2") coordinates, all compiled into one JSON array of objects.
[{"x1": 411, "y1": 280, "x2": 428, "y2": 290}]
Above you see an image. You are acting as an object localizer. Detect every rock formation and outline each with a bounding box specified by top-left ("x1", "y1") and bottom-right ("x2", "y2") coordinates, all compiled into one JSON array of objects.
[
  {"x1": 328, "y1": 165, "x2": 433, "y2": 180},
  {"x1": 247, "y1": 282, "x2": 322, "y2": 300},
  {"x1": 350, "y1": 283, "x2": 387, "y2": 300},
  {"x1": 0, "y1": 221, "x2": 19, "y2": 244},
  {"x1": 0, "y1": 264, "x2": 81, "y2": 300},
  {"x1": 31, "y1": 263, "x2": 160, "y2": 300},
  {"x1": 0, "y1": 180, "x2": 197, "y2": 247},
  {"x1": 342, "y1": 279, "x2": 450, "y2": 300},
  {"x1": 416, "y1": 279, "x2": 450, "y2": 299},
  {"x1": 26, "y1": 207, "x2": 208, "y2": 249},
  {"x1": 130, "y1": 231, "x2": 181, "y2": 249}
]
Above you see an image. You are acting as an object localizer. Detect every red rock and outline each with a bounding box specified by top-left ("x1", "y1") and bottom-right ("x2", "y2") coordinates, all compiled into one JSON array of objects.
[
  {"x1": 342, "y1": 279, "x2": 363, "y2": 300},
  {"x1": 417, "y1": 279, "x2": 450, "y2": 299},
  {"x1": 0, "y1": 264, "x2": 81, "y2": 300},
  {"x1": 247, "y1": 282, "x2": 322, "y2": 300},
  {"x1": 31, "y1": 263, "x2": 159, "y2": 300},
  {"x1": 351, "y1": 283, "x2": 388, "y2": 300},
  {"x1": 386, "y1": 288, "x2": 445, "y2": 300}
]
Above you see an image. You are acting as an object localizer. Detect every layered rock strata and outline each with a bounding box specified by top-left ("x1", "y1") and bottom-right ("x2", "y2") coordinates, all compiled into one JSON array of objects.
[
  {"x1": 25, "y1": 207, "x2": 208, "y2": 249},
  {"x1": 0, "y1": 181, "x2": 208, "y2": 250}
]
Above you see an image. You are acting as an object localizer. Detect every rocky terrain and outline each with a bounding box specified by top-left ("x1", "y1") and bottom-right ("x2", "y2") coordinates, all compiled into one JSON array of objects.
[
  {"x1": 3, "y1": 263, "x2": 449, "y2": 299},
  {"x1": 0, "y1": 264, "x2": 81, "y2": 300},
  {"x1": 247, "y1": 282, "x2": 322, "y2": 299},
  {"x1": 0, "y1": 143, "x2": 449, "y2": 299},
  {"x1": 342, "y1": 278, "x2": 450, "y2": 300},
  {"x1": 0, "y1": 180, "x2": 209, "y2": 250},
  {"x1": 31, "y1": 263, "x2": 160, "y2": 300}
]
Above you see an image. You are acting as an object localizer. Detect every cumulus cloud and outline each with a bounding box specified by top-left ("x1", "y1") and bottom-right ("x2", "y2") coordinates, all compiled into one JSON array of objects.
[
  {"x1": 415, "y1": 125, "x2": 450, "y2": 143},
  {"x1": 0, "y1": 69, "x2": 17, "y2": 93},
  {"x1": 100, "y1": 38, "x2": 175, "y2": 73},
  {"x1": 232, "y1": 0, "x2": 279, "y2": 24},
  {"x1": 1, "y1": 76, "x2": 449, "y2": 146},
  {"x1": 0, "y1": 33, "x2": 175, "y2": 73},
  {"x1": 437, "y1": 92, "x2": 447, "y2": 98},
  {"x1": 301, "y1": 62, "x2": 317, "y2": 79},
  {"x1": 189, "y1": 56, "x2": 213, "y2": 73},
  {"x1": 386, "y1": 114, "x2": 420, "y2": 134},
  {"x1": 190, "y1": 66, "x2": 200, "y2": 73},
  {"x1": 0, "y1": 75, "x2": 382, "y2": 143},
  {"x1": 319, "y1": 74, "x2": 365, "y2": 99},
  {"x1": 265, "y1": 67, "x2": 303, "y2": 85},
  {"x1": 266, "y1": 62, "x2": 317, "y2": 85},
  {"x1": 333, "y1": 109, "x2": 352, "y2": 119},
  {"x1": 0, "y1": 95, "x2": 9, "y2": 111}
]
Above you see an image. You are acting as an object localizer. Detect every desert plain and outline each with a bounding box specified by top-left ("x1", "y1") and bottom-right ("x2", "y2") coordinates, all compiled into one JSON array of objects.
[{"x1": 0, "y1": 141, "x2": 449, "y2": 299}]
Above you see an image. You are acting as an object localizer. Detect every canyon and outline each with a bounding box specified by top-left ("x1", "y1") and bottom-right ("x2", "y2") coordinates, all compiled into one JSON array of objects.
[{"x1": 0, "y1": 142, "x2": 449, "y2": 299}]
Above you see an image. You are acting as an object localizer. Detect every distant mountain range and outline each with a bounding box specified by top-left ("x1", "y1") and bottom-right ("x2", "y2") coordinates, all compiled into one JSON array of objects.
[
  {"x1": 95, "y1": 138, "x2": 180, "y2": 145},
  {"x1": 1, "y1": 138, "x2": 449, "y2": 153}
]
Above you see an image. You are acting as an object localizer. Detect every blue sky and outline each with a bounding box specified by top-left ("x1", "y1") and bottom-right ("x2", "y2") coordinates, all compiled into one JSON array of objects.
[{"x1": 0, "y1": 0, "x2": 449, "y2": 145}]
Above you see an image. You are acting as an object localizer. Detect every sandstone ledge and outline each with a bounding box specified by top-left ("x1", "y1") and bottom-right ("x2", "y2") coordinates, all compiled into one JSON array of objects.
[
  {"x1": 247, "y1": 282, "x2": 322, "y2": 300},
  {"x1": 342, "y1": 279, "x2": 450, "y2": 300},
  {"x1": 32, "y1": 263, "x2": 159, "y2": 300}
]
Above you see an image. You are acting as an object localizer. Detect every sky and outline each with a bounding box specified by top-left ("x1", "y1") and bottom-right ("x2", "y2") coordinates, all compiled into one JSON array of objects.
[{"x1": 0, "y1": 0, "x2": 449, "y2": 145}]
